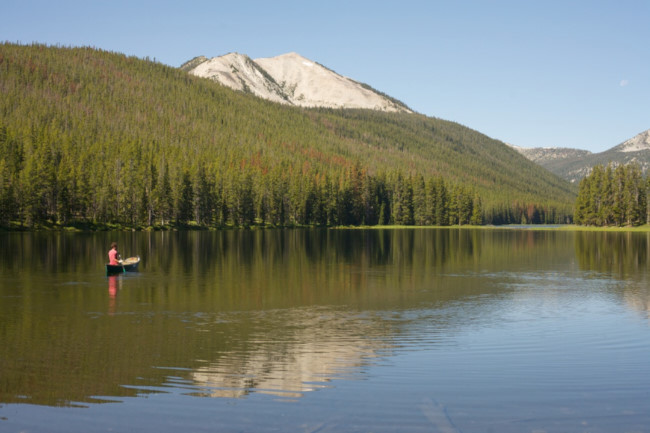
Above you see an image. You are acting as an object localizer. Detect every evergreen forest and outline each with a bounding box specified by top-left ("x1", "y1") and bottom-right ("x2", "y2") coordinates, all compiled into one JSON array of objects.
[
  {"x1": 574, "y1": 163, "x2": 650, "y2": 226},
  {"x1": 0, "y1": 43, "x2": 576, "y2": 229}
]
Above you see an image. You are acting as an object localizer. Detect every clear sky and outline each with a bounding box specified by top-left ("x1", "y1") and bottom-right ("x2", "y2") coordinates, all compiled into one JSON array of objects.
[{"x1": 3, "y1": 0, "x2": 648, "y2": 152}]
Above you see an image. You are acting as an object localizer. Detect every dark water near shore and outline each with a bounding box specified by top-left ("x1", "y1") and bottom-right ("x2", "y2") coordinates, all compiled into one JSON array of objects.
[{"x1": 1, "y1": 229, "x2": 650, "y2": 432}]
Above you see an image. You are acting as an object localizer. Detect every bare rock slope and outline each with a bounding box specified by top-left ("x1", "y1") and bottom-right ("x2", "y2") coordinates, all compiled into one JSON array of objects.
[{"x1": 183, "y1": 52, "x2": 411, "y2": 112}]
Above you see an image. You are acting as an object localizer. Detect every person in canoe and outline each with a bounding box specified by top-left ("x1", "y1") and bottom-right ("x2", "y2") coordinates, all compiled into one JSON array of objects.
[{"x1": 108, "y1": 242, "x2": 122, "y2": 265}]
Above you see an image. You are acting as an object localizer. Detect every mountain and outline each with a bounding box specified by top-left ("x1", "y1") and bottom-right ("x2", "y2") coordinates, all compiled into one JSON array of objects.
[
  {"x1": 511, "y1": 129, "x2": 650, "y2": 183},
  {"x1": 511, "y1": 146, "x2": 593, "y2": 166},
  {"x1": 612, "y1": 129, "x2": 650, "y2": 153},
  {"x1": 510, "y1": 145, "x2": 595, "y2": 182},
  {"x1": 183, "y1": 52, "x2": 412, "y2": 113},
  {"x1": 0, "y1": 43, "x2": 575, "y2": 228}
]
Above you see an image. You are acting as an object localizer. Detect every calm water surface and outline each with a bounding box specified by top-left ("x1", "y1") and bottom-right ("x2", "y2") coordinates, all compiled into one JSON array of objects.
[{"x1": 1, "y1": 229, "x2": 649, "y2": 432}]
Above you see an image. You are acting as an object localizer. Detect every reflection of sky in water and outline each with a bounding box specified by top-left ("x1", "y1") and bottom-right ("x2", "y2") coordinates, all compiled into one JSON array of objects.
[
  {"x1": 379, "y1": 271, "x2": 650, "y2": 433},
  {"x1": 123, "y1": 268, "x2": 650, "y2": 413}
]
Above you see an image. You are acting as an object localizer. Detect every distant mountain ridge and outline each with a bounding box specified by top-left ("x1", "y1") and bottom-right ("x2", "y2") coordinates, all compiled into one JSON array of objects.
[
  {"x1": 511, "y1": 129, "x2": 650, "y2": 183},
  {"x1": 182, "y1": 52, "x2": 412, "y2": 113}
]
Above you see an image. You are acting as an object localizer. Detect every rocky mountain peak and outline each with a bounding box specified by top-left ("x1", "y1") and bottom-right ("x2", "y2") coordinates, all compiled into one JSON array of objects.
[
  {"x1": 184, "y1": 52, "x2": 411, "y2": 113},
  {"x1": 614, "y1": 129, "x2": 650, "y2": 153}
]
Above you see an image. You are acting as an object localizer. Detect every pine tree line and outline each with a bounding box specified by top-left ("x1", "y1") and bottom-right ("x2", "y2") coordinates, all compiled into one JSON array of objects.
[
  {"x1": 574, "y1": 163, "x2": 650, "y2": 226},
  {"x1": 0, "y1": 125, "x2": 487, "y2": 227}
]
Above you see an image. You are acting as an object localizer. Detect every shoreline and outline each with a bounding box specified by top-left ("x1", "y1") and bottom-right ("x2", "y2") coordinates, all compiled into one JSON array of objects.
[{"x1": 2, "y1": 222, "x2": 650, "y2": 233}]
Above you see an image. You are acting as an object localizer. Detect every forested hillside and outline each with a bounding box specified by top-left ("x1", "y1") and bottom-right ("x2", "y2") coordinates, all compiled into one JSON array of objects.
[{"x1": 0, "y1": 43, "x2": 575, "y2": 229}]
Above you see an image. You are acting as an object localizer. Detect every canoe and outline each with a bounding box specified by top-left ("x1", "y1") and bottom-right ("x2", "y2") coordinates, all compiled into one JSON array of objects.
[{"x1": 106, "y1": 256, "x2": 140, "y2": 275}]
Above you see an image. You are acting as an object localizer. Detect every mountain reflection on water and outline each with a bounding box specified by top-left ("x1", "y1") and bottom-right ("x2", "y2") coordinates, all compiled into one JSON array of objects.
[
  {"x1": 189, "y1": 307, "x2": 389, "y2": 399},
  {"x1": 1, "y1": 229, "x2": 649, "y2": 408}
]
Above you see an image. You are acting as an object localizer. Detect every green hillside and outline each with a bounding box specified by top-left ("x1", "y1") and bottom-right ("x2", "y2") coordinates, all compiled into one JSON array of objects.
[{"x1": 0, "y1": 43, "x2": 575, "y2": 228}]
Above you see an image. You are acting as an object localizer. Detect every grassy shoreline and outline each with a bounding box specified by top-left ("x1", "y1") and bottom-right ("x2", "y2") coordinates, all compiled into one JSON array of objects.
[
  {"x1": 3, "y1": 222, "x2": 650, "y2": 233},
  {"x1": 345, "y1": 224, "x2": 650, "y2": 232}
]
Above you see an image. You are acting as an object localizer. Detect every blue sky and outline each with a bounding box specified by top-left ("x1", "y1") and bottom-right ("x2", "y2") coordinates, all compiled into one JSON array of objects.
[{"x1": 3, "y1": 0, "x2": 648, "y2": 152}]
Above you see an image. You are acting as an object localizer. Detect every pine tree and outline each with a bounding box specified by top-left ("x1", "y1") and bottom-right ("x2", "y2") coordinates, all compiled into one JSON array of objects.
[
  {"x1": 145, "y1": 157, "x2": 158, "y2": 226},
  {"x1": 154, "y1": 160, "x2": 173, "y2": 225},
  {"x1": 391, "y1": 173, "x2": 414, "y2": 225},
  {"x1": 646, "y1": 177, "x2": 650, "y2": 225},
  {"x1": 587, "y1": 165, "x2": 604, "y2": 225},
  {"x1": 623, "y1": 163, "x2": 644, "y2": 226},
  {"x1": 612, "y1": 165, "x2": 625, "y2": 226},
  {"x1": 574, "y1": 175, "x2": 591, "y2": 225},
  {"x1": 238, "y1": 173, "x2": 255, "y2": 227},
  {"x1": 434, "y1": 177, "x2": 448, "y2": 226},
  {"x1": 176, "y1": 171, "x2": 194, "y2": 224},
  {"x1": 412, "y1": 175, "x2": 427, "y2": 225},
  {"x1": 470, "y1": 194, "x2": 483, "y2": 225},
  {"x1": 194, "y1": 163, "x2": 214, "y2": 226}
]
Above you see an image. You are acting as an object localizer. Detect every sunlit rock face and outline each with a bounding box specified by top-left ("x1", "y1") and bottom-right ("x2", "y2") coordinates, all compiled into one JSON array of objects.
[{"x1": 185, "y1": 52, "x2": 412, "y2": 113}]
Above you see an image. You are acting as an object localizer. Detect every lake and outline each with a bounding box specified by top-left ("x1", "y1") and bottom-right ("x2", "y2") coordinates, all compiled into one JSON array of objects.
[{"x1": 1, "y1": 228, "x2": 649, "y2": 432}]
